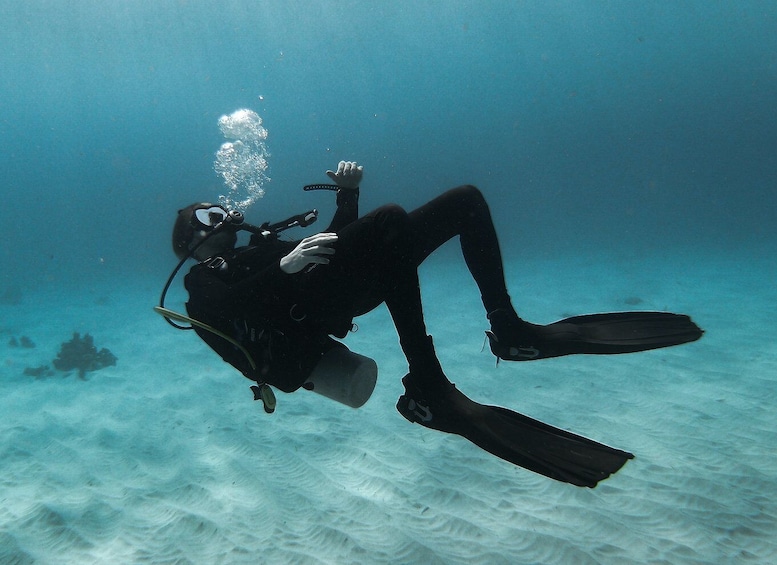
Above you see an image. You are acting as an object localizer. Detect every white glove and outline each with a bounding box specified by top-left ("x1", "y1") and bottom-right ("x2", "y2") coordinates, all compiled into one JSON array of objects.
[
  {"x1": 279, "y1": 233, "x2": 338, "y2": 274},
  {"x1": 326, "y1": 160, "x2": 363, "y2": 189}
]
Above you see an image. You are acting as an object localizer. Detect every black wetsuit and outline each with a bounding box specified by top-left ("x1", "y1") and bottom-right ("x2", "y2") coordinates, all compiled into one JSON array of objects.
[{"x1": 185, "y1": 185, "x2": 512, "y2": 392}]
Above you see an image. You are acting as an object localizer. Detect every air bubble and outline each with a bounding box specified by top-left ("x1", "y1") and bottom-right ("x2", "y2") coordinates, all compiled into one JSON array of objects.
[{"x1": 214, "y1": 108, "x2": 270, "y2": 212}]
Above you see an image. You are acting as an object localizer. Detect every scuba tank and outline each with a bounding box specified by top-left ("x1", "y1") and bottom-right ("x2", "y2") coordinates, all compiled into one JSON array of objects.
[{"x1": 303, "y1": 346, "x2": 377, "y2": 408}]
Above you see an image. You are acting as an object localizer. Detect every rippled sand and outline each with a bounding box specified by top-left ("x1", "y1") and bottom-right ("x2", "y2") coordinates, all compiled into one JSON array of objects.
[{"x1": 1, "y1": 249, "x2": 776, "y2": 564}]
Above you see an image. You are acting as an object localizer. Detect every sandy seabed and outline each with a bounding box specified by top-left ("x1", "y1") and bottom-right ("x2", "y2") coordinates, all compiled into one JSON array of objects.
[{"x1": 2, "y1": 246, "x2": 776, "y2": 564}]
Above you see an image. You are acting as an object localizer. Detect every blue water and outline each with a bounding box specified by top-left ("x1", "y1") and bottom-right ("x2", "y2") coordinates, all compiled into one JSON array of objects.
[
  {"x1": 3, "y1": 0, "x2": 775, "y2": 288},
  {"x1": 2, "y1": 1, "x2": 777, "y2": 563}
]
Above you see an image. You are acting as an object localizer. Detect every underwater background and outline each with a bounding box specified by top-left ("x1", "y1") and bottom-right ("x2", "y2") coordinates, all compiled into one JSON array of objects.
[{"x1": 1, "y1": 1, "x2": 776, "y2": 563}]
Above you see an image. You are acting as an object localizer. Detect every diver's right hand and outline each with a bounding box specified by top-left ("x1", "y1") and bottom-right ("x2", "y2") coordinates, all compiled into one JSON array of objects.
[
  {"x1": 326, "y1": 160, "x2": 363, "y2": 189},
  {"x1": 279, "y1": 233, "x2": 338, "y2": 274}
]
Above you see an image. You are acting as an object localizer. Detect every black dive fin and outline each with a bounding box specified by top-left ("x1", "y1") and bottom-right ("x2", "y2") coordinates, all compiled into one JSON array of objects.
[
  {"x1": 397, "y1": 376, "x2": 633, "y2": 488},
  {"x1": 473, "y1": 405, "x2": 633, "y2": 487},
  {"x1": 487, "y1": 311, "x2": 703, "y2": 361}
]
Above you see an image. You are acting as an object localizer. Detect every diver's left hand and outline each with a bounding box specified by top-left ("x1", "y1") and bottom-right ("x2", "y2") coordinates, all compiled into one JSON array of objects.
[
  {"x1": 279, "y1": 232, "x2": 338, "y2": 274},
  {"x1": 326, "y1": 160, "x2": 363, "y2": 189}
]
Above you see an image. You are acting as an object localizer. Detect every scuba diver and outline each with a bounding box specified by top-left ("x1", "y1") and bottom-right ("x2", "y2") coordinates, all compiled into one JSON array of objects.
[{"x1": 160, "y1": 160, "x2": 703, "y2": 488}]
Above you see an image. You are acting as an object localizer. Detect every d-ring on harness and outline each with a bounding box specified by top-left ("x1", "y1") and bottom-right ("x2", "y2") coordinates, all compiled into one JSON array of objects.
[{"x1": 289, "y1": 304, "x2": 307, "y2": 322}]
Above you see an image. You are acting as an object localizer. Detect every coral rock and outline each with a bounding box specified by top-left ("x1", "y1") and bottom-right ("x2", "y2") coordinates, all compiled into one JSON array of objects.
[{"x1": 52, "y1": 332, "x2": 117, "y2": 379}]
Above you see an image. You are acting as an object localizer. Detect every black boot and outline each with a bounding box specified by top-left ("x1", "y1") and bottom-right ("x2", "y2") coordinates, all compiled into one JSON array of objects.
[
  {"x1": 396, "y1": 372, "x2": 491, "y2": 436},
  {"x1": 485, "y1": 308, "x2": 553, "y2": 361},
  {"x1": 400, "y1": 335, "x2": 450, "y2": 391},
  {"x1": 396, "y1": 335, "x2": 458, "y2": 429}
]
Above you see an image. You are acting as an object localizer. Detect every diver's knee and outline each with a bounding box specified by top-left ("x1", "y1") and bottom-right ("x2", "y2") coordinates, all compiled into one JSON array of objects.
[
  {"x1": 375, "y1": 204, "x2": 410, "y2": 227},
  {"x1": 372, "y1": 204, "x2": 413, "y2": 251},
  {"x1": 459, "y1": 184, "x2": 484, "y2": 201},
  {"x1": 448, "y1": 184, "x2": 487, "y2": 210}
]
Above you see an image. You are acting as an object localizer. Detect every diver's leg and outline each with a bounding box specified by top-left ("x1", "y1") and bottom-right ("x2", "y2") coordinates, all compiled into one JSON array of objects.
[
  {"x1": 404, "y1": 185, "x2": 549, "y2": 354},
  {"x1": 303, "y1": 204, "x2": 449, "y2": 390},
  {"x1": 407, "y1": 185, "x2": 515, "y2": 315},
  {"x1": 313, "y1": 187, "x2": 514, "y2": 317},
  {"x1": 384, "y1": 267, "x2": 451, "y2": 392},
  {"x1": 404, "y1": 190, "x2": 702, "y2": 362},
  {"x1": 360, "y1": 206, "x2": 450, "y2": 390}
]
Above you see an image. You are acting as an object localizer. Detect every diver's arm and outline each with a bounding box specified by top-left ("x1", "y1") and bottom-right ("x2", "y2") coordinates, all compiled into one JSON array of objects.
[
  {"x1": 325, "y1": 160, "x2": 362, "y2": 232},
  {"x1": 228, "y1": 161, "x2": 362, "y2": 281},
  {"x1": 326, "y1": 187, "x2": 359, "y2": 232}
]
